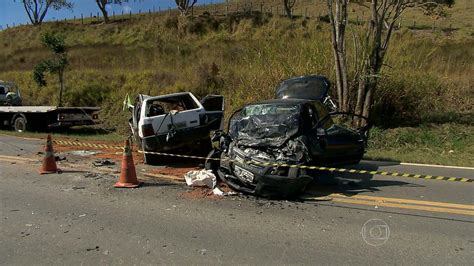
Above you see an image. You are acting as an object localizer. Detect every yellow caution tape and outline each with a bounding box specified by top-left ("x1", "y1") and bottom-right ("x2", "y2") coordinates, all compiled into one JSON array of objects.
[{"x1": 53, "y1": 139, "x2": 473, "y2": 183}]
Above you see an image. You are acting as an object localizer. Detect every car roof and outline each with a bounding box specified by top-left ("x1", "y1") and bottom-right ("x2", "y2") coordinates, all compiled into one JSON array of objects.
[{"x1": 247, "y1": 98, "x2": 314, "y2": 106}]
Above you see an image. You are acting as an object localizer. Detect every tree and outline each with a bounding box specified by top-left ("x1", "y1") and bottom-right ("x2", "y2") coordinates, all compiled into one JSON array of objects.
[
  {"x1": 33, "y1": 33, "x2": 68, "y2": 107},
  {"x1": 95, "y1": 0, "x2": 122, "y2": 23},
  {"x1": 354, "y1": 1, "x2": 452, "y2": 123},
  {"x1": 326, "y1": 0, "x2": 349, "y2": 112},
  {"x1": 283, "y1": 0, "x2": 297, "y2": 19},
  {"x1": 21, "y1": 0, "x2": 73, "y2": 26},
  {"x1": 175, "y1": 0, "x2": 197, "y2": 16},
  {"x1": 325, "y1": 0, "x2": 453, "y2": 124}
]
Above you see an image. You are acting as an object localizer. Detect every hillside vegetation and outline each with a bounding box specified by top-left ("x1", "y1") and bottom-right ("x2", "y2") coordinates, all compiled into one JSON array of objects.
[{"x1": 0, "y1": 0, "x2": 472, "y2": 165}]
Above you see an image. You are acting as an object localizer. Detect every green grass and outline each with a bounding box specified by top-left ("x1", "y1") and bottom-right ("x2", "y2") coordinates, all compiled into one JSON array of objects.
[{"x1": 366, "y1": 124, "x2": 474, "y2": 166}]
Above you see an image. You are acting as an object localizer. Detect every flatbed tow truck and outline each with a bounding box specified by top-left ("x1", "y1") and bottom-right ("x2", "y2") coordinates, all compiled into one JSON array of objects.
[{"x1": 0, "y1": 81, "x2": 99, "y2": 132}]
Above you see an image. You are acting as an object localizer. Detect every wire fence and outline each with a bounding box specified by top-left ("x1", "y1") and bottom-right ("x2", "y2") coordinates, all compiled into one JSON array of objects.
[{"x1": 0, "y1": 1, "x2": 455, "y2": 33}]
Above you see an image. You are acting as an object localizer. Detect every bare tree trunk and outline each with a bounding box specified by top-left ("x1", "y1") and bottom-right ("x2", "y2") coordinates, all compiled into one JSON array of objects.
[
  {"x1": 327, "y1": 0, "x2": 349, "y2": 112},
  {"x1": 283, "y1": 0, "x2": 297, "y2": 19},
  {"x1": 99, "y1": 6, "x2": 109, "y2": 23}
]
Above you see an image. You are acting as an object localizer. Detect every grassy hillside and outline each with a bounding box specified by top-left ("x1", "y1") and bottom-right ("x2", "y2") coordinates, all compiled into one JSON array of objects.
[{"x1": 0, "y1": 0, "x2": 472, "y2": 166}]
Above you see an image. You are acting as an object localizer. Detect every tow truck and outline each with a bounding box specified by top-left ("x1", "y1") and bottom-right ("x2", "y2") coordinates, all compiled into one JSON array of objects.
[{"x1": 0, "y1": 81, "x2": 100, "y2": 132}]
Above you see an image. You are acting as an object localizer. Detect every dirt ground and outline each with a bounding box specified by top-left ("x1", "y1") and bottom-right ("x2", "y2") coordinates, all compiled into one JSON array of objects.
[{"x1": 50, "y1": 137, "x2": 235, "y2": 200}]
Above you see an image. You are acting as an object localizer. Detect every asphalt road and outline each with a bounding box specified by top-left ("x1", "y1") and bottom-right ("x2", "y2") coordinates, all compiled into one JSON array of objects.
[{"x1": 0, "y1": 135, "x2": 473, "y2": 265}]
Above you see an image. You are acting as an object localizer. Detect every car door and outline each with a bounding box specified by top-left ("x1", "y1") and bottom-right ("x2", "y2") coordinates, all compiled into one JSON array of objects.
[{"x1": 201, "y1": 95, "x2": 224, "y2": 130}]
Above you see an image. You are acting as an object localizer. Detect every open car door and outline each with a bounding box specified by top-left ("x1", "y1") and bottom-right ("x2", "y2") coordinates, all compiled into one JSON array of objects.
[
  {"x1": 129, "y1": 94, "x2": 149, "y2": 141},
  {"x1": 201, "y1": 95, "x2": 224, "y2": 130}
]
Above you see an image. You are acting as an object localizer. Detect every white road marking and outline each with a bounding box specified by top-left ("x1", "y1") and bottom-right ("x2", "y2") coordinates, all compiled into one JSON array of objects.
[{"x1": 363, "y1": 160, "x2": 474, "y2": 170}]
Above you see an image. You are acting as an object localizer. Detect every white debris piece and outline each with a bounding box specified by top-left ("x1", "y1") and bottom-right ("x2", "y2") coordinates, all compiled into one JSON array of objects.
[
  {"x1": 212, "y1": 187, "x2": 238, "y2": 196},
  {"x1": 184, "y1": 170, "x2": 217, "y2": 188}
]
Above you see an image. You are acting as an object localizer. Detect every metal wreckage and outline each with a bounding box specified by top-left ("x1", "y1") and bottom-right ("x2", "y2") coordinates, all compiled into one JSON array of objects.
[
  {"x1": 206, "y1": 75, "x2": 370, "y2": 198},
  {"x1": 127, "y1": 75, "x2": 370, "y2": 198}
]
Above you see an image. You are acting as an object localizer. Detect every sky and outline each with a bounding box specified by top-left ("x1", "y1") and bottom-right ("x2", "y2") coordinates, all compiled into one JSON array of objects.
[{"x1": 0, "y1": 0, "x2": 225, "y2": 29}]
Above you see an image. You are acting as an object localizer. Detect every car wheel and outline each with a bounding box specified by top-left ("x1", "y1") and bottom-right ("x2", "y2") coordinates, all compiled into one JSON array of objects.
[
  {"x1": 13, "y1": 116, "x2": 28, "y2": 132},
  {"x1": 196, "y1": 138, "x2": 213, "y2": 156},
  {"x1": 144, "y1": 153, "x2": 159, "y2": 165}
]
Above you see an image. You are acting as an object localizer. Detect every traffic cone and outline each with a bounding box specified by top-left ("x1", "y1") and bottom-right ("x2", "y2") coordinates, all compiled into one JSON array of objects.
[
  {"x1": 39, "y1": 135, "x2": 60, "y2": 174},
  {"x1": 114, "y1": 139, "x2": 142, "y2": 188}
]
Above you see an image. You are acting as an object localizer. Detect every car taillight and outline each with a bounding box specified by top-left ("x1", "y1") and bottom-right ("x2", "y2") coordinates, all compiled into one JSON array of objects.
[{"x1": 141, "y1": 124, "x2": 155, "y2": 137}]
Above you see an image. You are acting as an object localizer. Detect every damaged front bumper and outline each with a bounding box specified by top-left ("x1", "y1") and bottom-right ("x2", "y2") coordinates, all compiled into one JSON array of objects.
[{"x1": 217, "y1": 149, "x2": 312, "y2": 198}]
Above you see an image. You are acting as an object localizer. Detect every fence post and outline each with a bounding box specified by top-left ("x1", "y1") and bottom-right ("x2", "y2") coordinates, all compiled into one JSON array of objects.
[
  {"x1": 413, "y1": 20, "x2": 415, "y2": 29},
  {"x1": 81, "y1": 13, "x2": 83, "y2": 24},
  {"x1": 113, "y1": 11, "x2": 115, "y2": 19},
  {"x1": 225, "y1": 5, "x2": 228, "y2": 16},
  {"x1": 130, "y1": 10, "x2": 132, "y2": 19}
]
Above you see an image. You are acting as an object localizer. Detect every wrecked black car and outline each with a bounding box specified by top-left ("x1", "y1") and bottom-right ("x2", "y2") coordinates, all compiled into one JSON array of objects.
[{"x1": 206, "y1": 75, "x2": 369, "y2": 197}]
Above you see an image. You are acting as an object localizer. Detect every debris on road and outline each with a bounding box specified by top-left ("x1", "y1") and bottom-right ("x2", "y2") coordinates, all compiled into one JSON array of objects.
[
  {"x1": 92, "y1": 159, "x2": 115, "y2": 167},
  {"x1": 184, "y1": 169, "x2": 216, "y2": 189},
  {"x1": 70, "y1": 150, "x2": 99, "y2": 156},
  {"x1": 212, "y1": 187, "x2": 238, "y2": 196}
]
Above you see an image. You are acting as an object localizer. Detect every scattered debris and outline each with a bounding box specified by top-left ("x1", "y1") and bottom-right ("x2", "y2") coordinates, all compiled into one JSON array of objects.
[
  {"x1": 86, "y1": 246, "x2": 100, "y2": 251},
  {"x1": 70, "y1": 150, "x2": 99, "y2": 156},
  {"x1": 78, "y1": 214, "x2": 87, "y2": 217},
  {"x1": 92, "y1": 159, "x2": 115, "y2": 167},
  {"x1": 184, "y1": 169, "x2": 217, "y2": 189},
  {"x1": 55, "y1": 156, "x2": 66, "y2": 161},
  {"x1": 212, "y1": 187, "x2": 238, "y2": 196}
]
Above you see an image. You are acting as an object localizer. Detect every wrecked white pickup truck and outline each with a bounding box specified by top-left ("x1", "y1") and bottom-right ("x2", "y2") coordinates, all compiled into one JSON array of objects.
[{"x1": 129, "y1": 92, "x2": 224, "y2": 164}]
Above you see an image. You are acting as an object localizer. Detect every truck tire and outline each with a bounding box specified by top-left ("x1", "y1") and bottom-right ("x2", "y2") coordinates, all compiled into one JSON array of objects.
[{"x1": 13, "y1": 115, "x2": 28, "y2": 132}]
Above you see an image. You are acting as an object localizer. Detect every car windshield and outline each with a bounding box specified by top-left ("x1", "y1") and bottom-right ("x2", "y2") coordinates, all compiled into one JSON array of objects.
[{"x1": 229, "y1": 103, "x2": 301, "y2": 147}]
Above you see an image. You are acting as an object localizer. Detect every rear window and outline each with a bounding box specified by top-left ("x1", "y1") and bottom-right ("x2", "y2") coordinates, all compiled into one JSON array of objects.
[{"x1": 145, "y1": 94, "x2": 199, "y2": 117}]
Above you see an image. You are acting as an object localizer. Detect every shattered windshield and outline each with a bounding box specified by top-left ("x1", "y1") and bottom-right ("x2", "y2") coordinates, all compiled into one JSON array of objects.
[{"x1": 229, "y1": 103, "x2": 301, "y2": 147}]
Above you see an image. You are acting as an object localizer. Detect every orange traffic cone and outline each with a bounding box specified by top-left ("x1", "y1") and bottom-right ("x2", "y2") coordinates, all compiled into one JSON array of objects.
[
  {"x1": 114, "y1": 139, "x2": 142, "y2": 188},
  {"x1": 39, "y1": 135, "x2": 61, "y2": 174}
]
